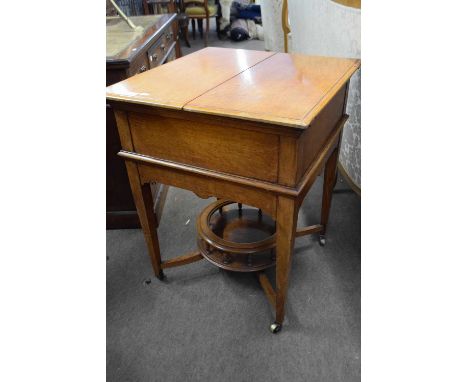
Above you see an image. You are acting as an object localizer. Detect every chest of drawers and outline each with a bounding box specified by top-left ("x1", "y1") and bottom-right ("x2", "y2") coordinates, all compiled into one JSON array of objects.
[{"x1": 106, "y1": 14, "x2": 180, "y2": 229}]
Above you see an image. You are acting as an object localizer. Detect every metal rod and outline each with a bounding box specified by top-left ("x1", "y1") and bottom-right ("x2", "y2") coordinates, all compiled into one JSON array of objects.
[{"x1": 109, "y1": 0, "x2": 139, "y2": 30}]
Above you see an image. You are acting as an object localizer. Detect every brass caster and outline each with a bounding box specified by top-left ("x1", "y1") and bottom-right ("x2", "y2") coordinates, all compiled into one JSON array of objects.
[
  {"x1": 156, "y1": 270, "x2": 166, "y2": 281},
  {"x1": 319, "y1": 235, "x2": 326, "y2": 247},
  {"x1": 269, "y1": 322, "x2": 282, "y2": 334}
]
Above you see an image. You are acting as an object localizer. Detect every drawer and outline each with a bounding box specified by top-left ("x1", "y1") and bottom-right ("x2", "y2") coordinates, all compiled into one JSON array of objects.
[
  {"x1": 162, "y1": 43, "x2": 177, "y2": 64},
  {"x1": 127, "y1": 53, "x2": 150, "y2": 77},
  {"x1": 147, "y1": 29, "x2": 175, "y2": 68}
]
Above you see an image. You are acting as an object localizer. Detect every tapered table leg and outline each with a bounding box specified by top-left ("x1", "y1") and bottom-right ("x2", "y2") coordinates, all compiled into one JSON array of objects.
[
  {"x1": 125, "y1": 161, "x2": 165, "y2": 280},
  {"x1": 319, "y1": 147, "x2": 339, "y2": 246},
  {"x1": 272, "y1": 196, "x2": 298, "y2": 333}
]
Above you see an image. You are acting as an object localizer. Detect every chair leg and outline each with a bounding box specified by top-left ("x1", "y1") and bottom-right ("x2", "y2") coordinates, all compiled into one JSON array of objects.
[
  {"x1": 204, "y1": 17, "x2": 209, "y2": 47},
  {"x1": 183, "y1": 25, "x2": 191, "y2": 47},
  {"x1": 197, "y1": 19, "x2": 203, "y2": 37},
  {"x1": 143, "y1": 0, "x2": 150, "y2": 15},
  {"x1": 216, "y1": 16, "x2": 221, "y2": 39},
  {"x1": 191, "y1": 19, "x2": 196, "y2": 39}
]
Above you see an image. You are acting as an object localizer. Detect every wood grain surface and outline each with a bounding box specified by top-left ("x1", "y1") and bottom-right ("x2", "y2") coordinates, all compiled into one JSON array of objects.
[
  {"x1": 128, "y1": 112, "x2": 280, "y2": 182},
  {"x1": 186, "y1": 53, "x2": 359, "y2": 127},
  {"x1": 106, "y1": 48, "x2": 359, "y2": 128},
  {"x1": 106, "y1": 47, "x2": 274, "y2": 109}
]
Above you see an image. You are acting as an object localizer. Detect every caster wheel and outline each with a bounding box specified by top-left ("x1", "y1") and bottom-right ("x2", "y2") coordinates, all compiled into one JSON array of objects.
[
  {"x1": 269, "y1": 322, "x2": 282, "y2": 334},
  {"x1": 156, "y1": 270, "x2": 166, "y2": 281},
  {"x1": 319, "y1": 235, "x2": 326, "y2": 247}
]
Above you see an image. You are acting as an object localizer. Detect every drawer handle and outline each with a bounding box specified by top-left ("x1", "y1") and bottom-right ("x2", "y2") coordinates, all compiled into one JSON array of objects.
[
  {"x1": 160, "y1": 43, "x2": 166, "y2": 51},
  {"x1": 139, "y1": 65, "x2": 147, "y2": 73},
  {"x1": 151, "y1": 53, "x2": 158, "y2": 61}
]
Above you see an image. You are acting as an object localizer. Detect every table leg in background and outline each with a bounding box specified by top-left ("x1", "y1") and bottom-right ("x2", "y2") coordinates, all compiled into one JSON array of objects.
[{"x1": 319, "y1": 147, "x2": 339, "y2": 246}]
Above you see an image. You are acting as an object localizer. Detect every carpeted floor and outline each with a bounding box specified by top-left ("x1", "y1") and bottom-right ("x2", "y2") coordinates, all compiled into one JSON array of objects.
[
  {"x1": 107, "y1": 25, "x2": 360, "y2": 382},
  {"x1": 179, "y1": 20, "x2": 266, "y2": 55},
  {"x1": 107, "y1": 176, "x2": 360, "y2": 382}
]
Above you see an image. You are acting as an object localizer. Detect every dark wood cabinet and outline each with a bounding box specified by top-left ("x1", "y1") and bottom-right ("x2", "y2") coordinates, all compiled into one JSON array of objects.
[{"x1": 106, "y1": 14, "x2": 180, "y2": 229}]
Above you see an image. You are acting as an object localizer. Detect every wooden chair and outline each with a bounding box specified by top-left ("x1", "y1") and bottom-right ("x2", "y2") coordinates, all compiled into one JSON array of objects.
[{"x1": 181, "y1": 0, "x2": 220, "y2": 47}]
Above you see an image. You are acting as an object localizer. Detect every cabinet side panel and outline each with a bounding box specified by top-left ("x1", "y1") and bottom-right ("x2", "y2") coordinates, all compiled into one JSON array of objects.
[{"x1": 297, "y1": 85, "x2": 346, "y2": 182}]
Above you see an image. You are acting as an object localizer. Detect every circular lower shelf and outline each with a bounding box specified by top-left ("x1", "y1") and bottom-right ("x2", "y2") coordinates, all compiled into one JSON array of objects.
[{"x1": 197, "y1": 200, "x2": 277, "y2": 272}]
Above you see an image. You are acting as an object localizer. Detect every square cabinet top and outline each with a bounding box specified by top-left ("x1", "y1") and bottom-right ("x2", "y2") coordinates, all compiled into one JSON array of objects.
[{"x1": 106, "y1": 47, "x2": 360, "y2": 128}]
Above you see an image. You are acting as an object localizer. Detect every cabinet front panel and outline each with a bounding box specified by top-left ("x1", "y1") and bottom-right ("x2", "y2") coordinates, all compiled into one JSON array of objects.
[{"x1": 128, "y1": 113, "x2": 280, "y2": 183}]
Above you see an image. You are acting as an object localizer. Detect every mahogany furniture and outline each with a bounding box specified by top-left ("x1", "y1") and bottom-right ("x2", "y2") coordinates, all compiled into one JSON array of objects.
[
  {"x1": 106, "y1": 14, "x2": 180, "y2": 229},
  {"x1": 143, "y1": 0, "x2": 191, "y2": 48},
  {"x1": 106, "y1": 48, "x2": 360, "y2": 332}
]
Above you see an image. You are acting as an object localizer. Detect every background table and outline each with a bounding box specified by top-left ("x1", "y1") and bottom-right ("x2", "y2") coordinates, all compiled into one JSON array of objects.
[{"x1": 106, "y1": 14, "x2": 180, "y2": 229}]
